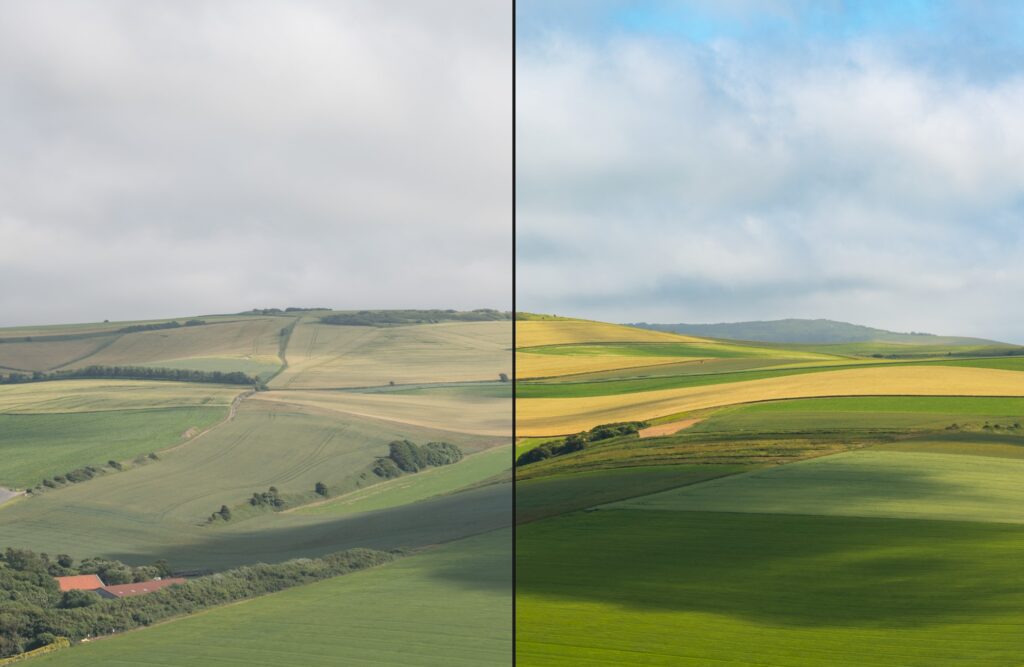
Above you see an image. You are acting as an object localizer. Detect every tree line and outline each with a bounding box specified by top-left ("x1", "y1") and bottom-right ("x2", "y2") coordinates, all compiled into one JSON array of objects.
[
  {"x1": 515, "y1": 422, "x2": 648, "y2": 467},
  {"x1": 0, "y1": 546, "x2": 395, "y2": 658},
  {"x1": 321, "y1": 309, "x2": 511, "y2": 327},
  {"x1": 0, "y1": 365, "x2": 259, "y2": 387}
]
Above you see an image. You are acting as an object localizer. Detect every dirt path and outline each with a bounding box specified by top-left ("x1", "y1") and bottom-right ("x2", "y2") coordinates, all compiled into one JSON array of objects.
[
  {"x1": 638, "y1": 418, "x2": 704, "y2": 438},
  {"x1": 160, "y1": 389, "x2": 253, "y2": 456},
  {"x1": 0, "y1": 486, "x2": 24, "y2": 506}
]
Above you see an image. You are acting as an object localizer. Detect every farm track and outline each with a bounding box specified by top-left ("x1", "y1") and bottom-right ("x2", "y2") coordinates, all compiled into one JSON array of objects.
[{"x1": 49, "y1": 334, "x2": 123, "y2": 371}]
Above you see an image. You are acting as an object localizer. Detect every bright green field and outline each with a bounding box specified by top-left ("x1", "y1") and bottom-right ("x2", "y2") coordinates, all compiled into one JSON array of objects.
[
  {"x1": 0, "y1": 407, "x2": 225, "y2": 488},
  {"x1": 297, "y1": 445, "x2": 511, "y2": 516},
  {"x1": 515, "y1": 464, "x2": 746, "y2": 523},
  {"x1": 517, "y1": 510, "x2": 1024, "y2": 666},
  {"x1": 614, "y1": 450, "x2": 1024, "y2": 524},
  {"x1": 0, "y1": 397, "x2": 508, "y2": 569},
  {"x1": 35, "y1": 529, "x2": 512, "y2": 667}
]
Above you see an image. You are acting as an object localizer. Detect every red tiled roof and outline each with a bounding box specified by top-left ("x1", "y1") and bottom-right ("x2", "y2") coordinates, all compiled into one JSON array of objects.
[
  {"x1": 55, "y1": 574, "x2": 105, "y2": 592},
  {"x1": 98, "y1": 578, "x2": 187, "y2": 598}
]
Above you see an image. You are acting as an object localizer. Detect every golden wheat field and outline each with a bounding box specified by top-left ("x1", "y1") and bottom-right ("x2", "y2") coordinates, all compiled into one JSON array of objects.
[
  {"x1": 515, "y1": 319, "x2": 700, "y2": 348},
  {"x1": 63, "y1": 318, "x2": 284, "y2": 370},
  {"x1": 273, "y1": 320, "x2": 511, "y2": 389},
  {"x1": 250, "y1": 388, "x2": 512, "y2": 436},
  {"x1": 516, "y1": 365, "x2": 1024, "y2": 435},
  {"x1": 0, "y1": 380, "x2": 243, "y2": 414}
]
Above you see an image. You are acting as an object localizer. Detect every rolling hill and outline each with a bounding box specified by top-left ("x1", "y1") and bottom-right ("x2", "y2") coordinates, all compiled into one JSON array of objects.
[
  {"x1": 0, "y1": 309, "x2": 512, "y2": 665},
  {"x1": 515, "y1": 315, "x2": 1024, "y2": 665},
  {"x1": 631, "y1": 317, "x2": 1014, "y2": 346}
]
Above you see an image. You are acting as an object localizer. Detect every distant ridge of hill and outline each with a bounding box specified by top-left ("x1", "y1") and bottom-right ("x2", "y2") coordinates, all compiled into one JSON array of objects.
[{"x1": 629, "y1": 318, "x2": 1007, "y2": 346}]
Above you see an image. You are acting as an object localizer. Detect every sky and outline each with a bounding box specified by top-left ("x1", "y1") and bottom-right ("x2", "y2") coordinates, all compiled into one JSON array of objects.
[
  {"x1": 517, "y1": 0, "x2": 1024, "y2": 342},
  {"x1": 0, "y1": 0, "x2": 510, "y2": 327}
]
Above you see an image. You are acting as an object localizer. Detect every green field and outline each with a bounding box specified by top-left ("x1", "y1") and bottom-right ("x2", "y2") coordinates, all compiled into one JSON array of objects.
[
  {"x1": 517, "y1": 510, "x2": 1024, "y2": 666},
  {"x1": 0, "y1": 407, "x2": 225, "y2": 488},
  {"x1": 297, "y1": 445, "x2": 511, "y2": 516},
  {"x1": 35, "y1": 529, "x2": 512, "y2": 667},
  {"x1": 614, "y1": 450, "x2": 1024, "y2": 524}
]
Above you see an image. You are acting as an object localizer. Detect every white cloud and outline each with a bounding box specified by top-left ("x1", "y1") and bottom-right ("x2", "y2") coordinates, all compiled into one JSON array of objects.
[
  {"x1": 0, "y1": 0, "x2": 511, "y2": 325},
  {"x1": 517, "y1": 33, "x2": 1024, "y2": 341}
]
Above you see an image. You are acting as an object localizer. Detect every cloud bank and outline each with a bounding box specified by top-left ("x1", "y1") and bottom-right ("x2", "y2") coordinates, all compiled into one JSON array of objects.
[
  {"x1": 0, "y1": 0, "x2": 510, "y2": 326},
  {"x1": 517, "y1": 2, "x2": 1024, "y2": 342}
]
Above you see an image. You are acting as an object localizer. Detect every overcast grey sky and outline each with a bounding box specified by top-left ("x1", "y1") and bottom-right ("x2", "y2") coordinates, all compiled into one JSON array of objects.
[
  {"x1": 517, "y1": 1, "x2": 1024, "y2": 343},
  {"x1": 0, "y1": 1, "x2": 510, "y2": 327}
]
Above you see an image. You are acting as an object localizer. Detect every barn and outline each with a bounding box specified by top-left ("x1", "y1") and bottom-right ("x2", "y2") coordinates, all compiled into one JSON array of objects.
[
  {"x1": 54, "y1": 574, "x2": 104, "y2": 592},
  {"x1": 96, "y1": 577, "x2": 187, "y2": 599}
]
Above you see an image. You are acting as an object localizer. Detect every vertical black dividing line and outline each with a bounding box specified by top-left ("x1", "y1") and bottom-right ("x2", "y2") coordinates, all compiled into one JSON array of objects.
[{"x1": 511, "y1": 0, "x2": 518, "y2": 663}]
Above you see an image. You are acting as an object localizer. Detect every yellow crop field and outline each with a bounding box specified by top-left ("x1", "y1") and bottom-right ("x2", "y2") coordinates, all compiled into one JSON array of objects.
[
  {"x1": 251, "y1": 389, "x2": 511, "y2": 436},
  {"x1": 516, "y1": 365, "x2": 1024, "y2": 435},
  {"x1": 516, "y1": 351, "x2": 698, "y2": 379},
  {"x1": 0, "y1": 337, "x2": 117, "y2": 372},
  {"x1": 515, "y1": 319, "x2": 700, "y2": 348},
  {"x1": 273, "y1": 320, "x2": 511, "y2": 389},
  {"x1": 0, "y1": 380, "x2": 243, "y2": 414},
  {"x1": 61, "y1": 318, "x2": 283, "y2": 371}
]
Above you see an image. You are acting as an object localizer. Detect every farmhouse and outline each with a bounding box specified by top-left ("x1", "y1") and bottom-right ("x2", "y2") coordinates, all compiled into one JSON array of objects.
[
  {"x1": 54, "y1": 574, "x2": 104, "y2": 592},
  {"x1": 97, "y1": 577, "x2": 187, "y2": 599}
]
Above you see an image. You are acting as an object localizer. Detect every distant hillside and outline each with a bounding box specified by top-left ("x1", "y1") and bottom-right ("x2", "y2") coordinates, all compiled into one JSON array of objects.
[{"x1": 629, "y1": 319, "x2": 1006, "y2": 346}]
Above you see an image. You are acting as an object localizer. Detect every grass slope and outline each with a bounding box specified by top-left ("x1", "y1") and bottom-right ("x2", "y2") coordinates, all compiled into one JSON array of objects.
[
  {"x1": 297, "y1": 446, "x2": 511, "y2": 517},
  {"x1": 0, "y1": 407, "x2": 225, "y2": 488},
  {"x1": 517, "y1": 509, "x2": 1024, "y2": 666},
  {"x1": 614, "y1": 450, "x2": 1024, "y2": 524},
  {"x1": 35, "y1": 529, "x2": 512, "y2": 667}
]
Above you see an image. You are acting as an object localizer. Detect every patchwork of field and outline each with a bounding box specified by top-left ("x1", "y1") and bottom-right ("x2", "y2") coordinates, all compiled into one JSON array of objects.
[
  {"x1": 517, "y1": 365, "x2": 1024, "y2": 435},
  {"x1": 515, "y1": 316, "x2": 1024, "y2": 666},
  {"x1": 0, "y1": 379, "x2": 242, "y2": 414},
  {"x1": 0, "y1": 407, "x2": 225, "y2": 489},
  {"x1": 273, "y1": 320, "x2": 511, "y2": 388},
  {"x1": 33, "y1": 529, "x2": 512, "y2": 667}
]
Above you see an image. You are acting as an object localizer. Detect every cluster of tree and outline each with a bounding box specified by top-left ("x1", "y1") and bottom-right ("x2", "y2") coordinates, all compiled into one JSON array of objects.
[
  {"x1": 209, "y1": 505, "x2": 232, "y2": 522},
  {"x1": 0, "y1": 545, "x2": 393, "y2": 658},
  {"x1": 116, "y1": 319, "x2": 205, "y2": 334},
  {"x1": 29, "y1": 455, "x2": 156, "y2": 495},
  {"x1": 0, "y1": 365, "x2": 258, "y2": 386},
  {"x1": 515, "y1": 422, "x2": 648, "y2": 467},
  {"x1": 320, "y1": 309, "x2": 511, "y2": 327},
  {"x1": 249, "y1": 486, "x2": 285, "y2": 509},
  {"x1": 372, "y1": 440, "x2": 463, "y2": 479}
]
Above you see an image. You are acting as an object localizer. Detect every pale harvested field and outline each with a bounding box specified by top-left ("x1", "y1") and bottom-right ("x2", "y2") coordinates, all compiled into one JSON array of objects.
[
  {"x1": 515, "y1": 351, "x2": 697, "y2": 379},
  {"x1": 515, "y1": 319, "x2": 700, "y2": 348},
  {"x1": 0, "y1": 336, "x2": 117, "y2": 372},
  {"x1": 638, "y1": 418, "x2": 704, "y2": 438},
  {"x1": 63, "y1": 318, "x2": 282, "y2": 370},
  {"x1": 0, "y1": 380, "x2": 242, "y2": 414},
  {"x1": 517, "y1": 365, "x2": 1024, "y2": 435},
  {"x1": 273, "y1": 320, "x2": 511, "y2": 389},
  {"x1": 251, "y1": 389, "x2": 511, "y2": 437}
]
